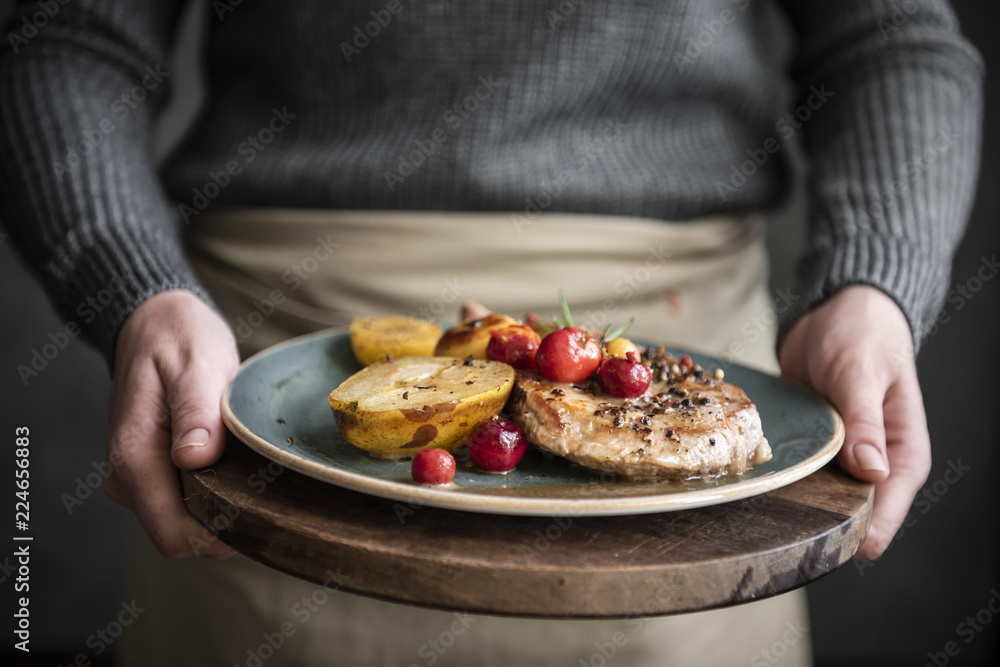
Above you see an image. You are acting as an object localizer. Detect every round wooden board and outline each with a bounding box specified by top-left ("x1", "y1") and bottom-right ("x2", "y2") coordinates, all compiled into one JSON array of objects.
[{"x1": 181, "y1": 434, "x2": 873, "y2": 618}]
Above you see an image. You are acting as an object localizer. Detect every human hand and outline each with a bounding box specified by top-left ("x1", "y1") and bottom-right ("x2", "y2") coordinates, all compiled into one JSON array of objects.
[
  {"x1": 104, "y1": 290, "x2": 239, "y2": 559},
  {"x1": 779, "y1": 285, "x2": 931, "y2": 560}
]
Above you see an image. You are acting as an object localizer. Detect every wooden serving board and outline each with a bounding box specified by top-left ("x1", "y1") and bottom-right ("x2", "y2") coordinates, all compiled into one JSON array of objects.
[{"x1": 181, "y1": 434, "x2": 873, "y2": 618}]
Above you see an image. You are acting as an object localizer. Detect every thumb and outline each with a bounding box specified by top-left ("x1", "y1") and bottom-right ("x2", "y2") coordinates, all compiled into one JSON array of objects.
[
  {"x1": 168, "y1": 360, "x2": 233, "y2": 470},
  {"x1": 827, "y1": 377, "x2": 891, "y2": 484}
]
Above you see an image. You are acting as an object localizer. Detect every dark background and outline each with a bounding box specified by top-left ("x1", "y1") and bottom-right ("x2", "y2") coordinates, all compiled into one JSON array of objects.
[{"x1": 1, "y1": 1, "x2": 997, "y2": 665}]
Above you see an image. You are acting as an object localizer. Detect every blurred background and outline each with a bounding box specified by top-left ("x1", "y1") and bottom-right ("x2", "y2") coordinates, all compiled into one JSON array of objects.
[{"x1": 1, "y1": 1, "x2": 997, "y2": 665}]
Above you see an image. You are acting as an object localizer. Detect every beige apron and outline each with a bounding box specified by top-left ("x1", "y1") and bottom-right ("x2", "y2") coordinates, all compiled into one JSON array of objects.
[{"x1": 121, "y1": 209, "x2": 811, "y2": 666}]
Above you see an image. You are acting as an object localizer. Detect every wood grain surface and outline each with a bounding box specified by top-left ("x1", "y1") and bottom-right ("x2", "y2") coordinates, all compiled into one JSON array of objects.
[{"x1": 181, "y1": 434, "x2": 873, "y2": 618}]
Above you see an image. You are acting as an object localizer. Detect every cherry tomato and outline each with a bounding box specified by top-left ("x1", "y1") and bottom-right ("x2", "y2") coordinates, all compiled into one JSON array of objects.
[
  {"x1": 598, "y1": 351, "x2": 652, "y2": 398},
  {"x1": 466, "y1": 416, "x2": 527, "y2": 473},
  {"x1": 486, "y1": 324, "x2": 541, "y2": 370},
  {"x1": 411, "y1": 448, "x2": 456, "y2": 485},
  {"x1": 535, "y1": 327, "x2": 601, "y2": 383}
]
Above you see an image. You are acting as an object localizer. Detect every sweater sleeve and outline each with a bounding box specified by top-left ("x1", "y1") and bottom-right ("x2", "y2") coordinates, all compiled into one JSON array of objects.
[
  {"x1": 776, "y1": 0, "x2": 984, "y2": 353},
  {"x1": 0, "y1": 0, "x2": 215, "y2": 368}
]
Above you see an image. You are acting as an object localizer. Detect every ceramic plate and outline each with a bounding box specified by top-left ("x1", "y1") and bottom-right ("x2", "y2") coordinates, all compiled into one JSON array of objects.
[{"x1": 221, "y1": 330, "x2": 844, "y2": 516}]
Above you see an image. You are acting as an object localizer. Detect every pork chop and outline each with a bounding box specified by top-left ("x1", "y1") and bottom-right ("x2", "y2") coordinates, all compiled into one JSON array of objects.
[{"x1": 507, "y1": 348, "x2": 771, "y2": 479}]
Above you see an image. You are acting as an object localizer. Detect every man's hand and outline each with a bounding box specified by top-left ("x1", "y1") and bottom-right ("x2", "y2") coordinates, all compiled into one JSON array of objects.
[
  {"x1": 779, "y1": 285, "x2": 931, "y2": 560},
  {"x1": 105, "y1": 290, "x2": 239, "y2": 559}
]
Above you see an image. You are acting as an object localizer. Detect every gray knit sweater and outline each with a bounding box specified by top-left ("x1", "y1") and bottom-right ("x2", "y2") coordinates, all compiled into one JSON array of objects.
[{"x1": 0, "y1": 0, "x2": 984, "y2": 365}]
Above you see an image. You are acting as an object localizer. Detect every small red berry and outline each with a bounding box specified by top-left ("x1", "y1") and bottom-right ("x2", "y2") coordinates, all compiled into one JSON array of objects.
[
  {"x1": 466, "y1": 416, "x2": 527, "y2": 473},
  {"x1": 598, "y1": 352, "x2": 652, "y2": 398},
  {"x1": 411, "y1": 448, "x2": 456, "y2": 485},
  {"x1": 486, "y1": 324, "x2": 541, "y2": 370}
]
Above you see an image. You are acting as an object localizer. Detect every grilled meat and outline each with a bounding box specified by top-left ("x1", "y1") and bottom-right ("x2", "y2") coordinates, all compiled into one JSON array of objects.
[{"x1": 508, "y1": 349, "x2": 771, "y2": 479}]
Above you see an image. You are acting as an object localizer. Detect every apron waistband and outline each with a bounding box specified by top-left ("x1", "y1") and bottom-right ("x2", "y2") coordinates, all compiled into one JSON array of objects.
[{"x1": 183, "y1": 207, "x2": 775, "y2": 371}]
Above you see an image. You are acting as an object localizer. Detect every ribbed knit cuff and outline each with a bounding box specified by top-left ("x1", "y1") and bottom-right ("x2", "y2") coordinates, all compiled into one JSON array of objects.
[
  {"x1": 777, "y1": 233, "x2": 947, "y2": 356},
  {"x1": 54, "y1": 229, "x2": 217, "y2": 371}
]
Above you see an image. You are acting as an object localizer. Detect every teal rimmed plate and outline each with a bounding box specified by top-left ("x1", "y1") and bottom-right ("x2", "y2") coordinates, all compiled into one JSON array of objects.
[{"x1": 221, "y1": 329, "x2": 844, "y2": 516}]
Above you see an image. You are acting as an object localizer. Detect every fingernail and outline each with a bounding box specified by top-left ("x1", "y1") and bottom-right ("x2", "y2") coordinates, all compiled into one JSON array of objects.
[
  {"x1": 854, "y1": 443, "x2": 888, "y2": 472},
  {"x1": 174, "y1": 428, "x2": 209, "y2": 452}
]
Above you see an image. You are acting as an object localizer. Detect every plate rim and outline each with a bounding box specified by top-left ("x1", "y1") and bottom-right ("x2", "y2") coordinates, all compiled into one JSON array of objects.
[{"x1": 220, "y1": 328, "x2": 845, "y2": 516}]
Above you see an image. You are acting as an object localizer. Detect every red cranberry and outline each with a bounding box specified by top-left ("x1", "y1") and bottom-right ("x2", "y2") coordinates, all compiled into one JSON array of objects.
[
  {"x1": 598, "y1": 352, "x2": 652, "y2": 398},
  {"x1": 411, "y1": 448, "x2": 456, "y2": 485},
  {"x1": 466, "y1": 416, "x2": 527, "y2": 473}
]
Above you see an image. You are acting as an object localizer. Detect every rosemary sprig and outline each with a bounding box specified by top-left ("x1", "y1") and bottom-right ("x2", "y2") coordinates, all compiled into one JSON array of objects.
[
  {"x1": 601, "y1": 317, "x2": 635, "y2": 343},
  {"x1": 559, "y1": 290, "x2": 576, "y2": 329},
  {"x1": 548, "y1": 291, "x2": 635, "y2": 343}
]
